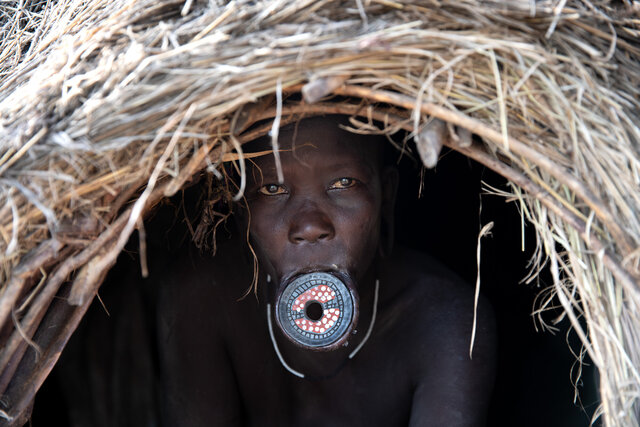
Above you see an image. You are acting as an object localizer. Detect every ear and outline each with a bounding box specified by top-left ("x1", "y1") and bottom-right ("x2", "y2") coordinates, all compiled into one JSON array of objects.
[
  {"x1": 379, "y1": 166, "x2": 399, "y2": 258},
  {"x1": 381, "y1": 166, "x2": 399, "y2": 224}
]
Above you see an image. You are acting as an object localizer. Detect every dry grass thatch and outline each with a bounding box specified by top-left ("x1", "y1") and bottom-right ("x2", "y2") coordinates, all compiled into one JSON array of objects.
[{"x1": 0, "y1": 0, "x2": 639, "y2": 425}]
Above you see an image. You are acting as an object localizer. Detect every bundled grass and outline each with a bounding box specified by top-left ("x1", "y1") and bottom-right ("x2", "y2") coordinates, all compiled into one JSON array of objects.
[{"x1": 0, "y1": 0, "x2": 638, "y2": 424}]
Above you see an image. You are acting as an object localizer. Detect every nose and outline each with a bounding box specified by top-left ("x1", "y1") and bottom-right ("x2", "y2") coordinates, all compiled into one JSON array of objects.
[{"x1": 289, "y1": 208, "x2": 335, "y2": 244}]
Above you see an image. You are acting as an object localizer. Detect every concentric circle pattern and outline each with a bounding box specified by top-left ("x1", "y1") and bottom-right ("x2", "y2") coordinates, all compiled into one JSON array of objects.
[{"x1": 276, "y1": 272, "x2": 354, "y2": 348}]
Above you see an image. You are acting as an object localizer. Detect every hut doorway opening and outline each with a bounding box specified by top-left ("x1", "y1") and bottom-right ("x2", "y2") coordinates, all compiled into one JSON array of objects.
[
  {"x1": 394, "y1": 148, "x2": 601, "y2": 426},
  {"x1": 31, "y1": 144, "x2": 600, "y2": 427}
]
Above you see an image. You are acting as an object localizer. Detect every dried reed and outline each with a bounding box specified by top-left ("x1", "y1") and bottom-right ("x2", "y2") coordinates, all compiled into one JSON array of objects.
[{"x1": 0, "y1": 0, "x2": 638, "y2": 425}]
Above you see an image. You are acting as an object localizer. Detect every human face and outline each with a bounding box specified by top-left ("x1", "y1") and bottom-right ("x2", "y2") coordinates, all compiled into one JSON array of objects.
[{"x1": 245, "y1": 118, "x2": 384, "y2": 290}]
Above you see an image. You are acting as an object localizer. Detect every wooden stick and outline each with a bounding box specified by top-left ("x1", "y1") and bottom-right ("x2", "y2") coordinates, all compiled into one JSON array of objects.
[
  {"x1": 0, "y1": 178, "x2": 173, "y2": 420},
  {"x1": 237, "y1": 99, "x2": 639, "y2": 295},
  {"x1": 455, "y1": 143, "x2": 640, "y2": 316},
  {"x1": 0, "y1": 240, "x2": 63, "y2": 345},
  {"x1": 333, "y1": 85, "x2": 636, "y2": 257},
  {"x1": 3, "y1": 95, "x2": 638, "y2": 422},
  {"x1": 0, "y1": 213, "x2": 130, "y2": 395}
]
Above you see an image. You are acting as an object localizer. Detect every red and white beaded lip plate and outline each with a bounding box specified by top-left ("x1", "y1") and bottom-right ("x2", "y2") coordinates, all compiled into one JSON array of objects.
[{"x1": 275, "y1": 271, "x2": 357, "y2": 350}]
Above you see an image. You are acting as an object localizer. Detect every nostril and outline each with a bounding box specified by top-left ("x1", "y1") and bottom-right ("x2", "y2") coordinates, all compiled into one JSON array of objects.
[
  {"x1": 293, "y1": 233, "x2": 329, "y2": 243},
  {"x1": 289, "y1": 210, "x2": 335, "y2": 243}
]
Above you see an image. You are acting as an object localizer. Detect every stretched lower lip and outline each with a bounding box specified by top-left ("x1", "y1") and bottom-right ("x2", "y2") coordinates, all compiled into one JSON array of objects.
[{"x1": 274, "y1": 271, "x2": 358, "y2": 351}]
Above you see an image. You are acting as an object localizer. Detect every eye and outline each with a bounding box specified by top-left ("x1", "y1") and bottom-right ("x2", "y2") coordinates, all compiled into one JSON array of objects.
[
  {"x1": 329, "y1": 177, "x2": 357, "y2": 189},
  {"x1": 258, "y1": 184, "x2": 288, "y2": 196}
]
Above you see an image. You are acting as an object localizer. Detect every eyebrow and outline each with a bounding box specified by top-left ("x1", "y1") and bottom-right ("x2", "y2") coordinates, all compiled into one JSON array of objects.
[{"x1": 321, "y1": 161, "x2": 376, "y2": 177}]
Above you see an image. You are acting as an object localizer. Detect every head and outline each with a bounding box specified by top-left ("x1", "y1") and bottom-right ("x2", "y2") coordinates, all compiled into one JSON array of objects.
[{"x1": 239, "y1": 115, "x2": 398, "y2": 349}]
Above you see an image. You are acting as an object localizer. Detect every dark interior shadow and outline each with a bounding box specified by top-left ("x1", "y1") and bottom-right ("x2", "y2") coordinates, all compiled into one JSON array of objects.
[
  {"x1": 394, "y1": 148, "x2": 600, "y2": 427},
  {"x1": 31, "y1": 146, "x2": 600, "y2": 427}
]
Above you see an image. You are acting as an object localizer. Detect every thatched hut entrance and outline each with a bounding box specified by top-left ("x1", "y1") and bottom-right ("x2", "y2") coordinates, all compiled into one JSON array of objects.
[
  {"x1": 29, "y1": 141, "x2": 600, "y2": 426},
  {"x1": 0, "y1": 0, "x2": 638, "y2": 425}
]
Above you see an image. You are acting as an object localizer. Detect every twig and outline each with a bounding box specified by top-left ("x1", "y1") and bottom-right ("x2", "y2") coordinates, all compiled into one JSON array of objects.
[
  {"x1": 334, "y1": 85, "x2": 636, "y2": 257},
  {"x1": 270, "y1": 78, "x2": 284, "y2": 185},
  {"x1": 470, "y1": 221, "x2": 493, "y2": 359},
  {"x1": 0, "y1": 240, "x2": 63, "y2": 345},
  {"x1": 237, "y1": 99, "x2": 640, "y2": 300}
]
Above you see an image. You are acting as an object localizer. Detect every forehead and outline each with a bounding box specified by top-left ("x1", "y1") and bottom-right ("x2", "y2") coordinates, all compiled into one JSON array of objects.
[{"x1": 246, "y1": 116, "x2": 381, "y2": 171}]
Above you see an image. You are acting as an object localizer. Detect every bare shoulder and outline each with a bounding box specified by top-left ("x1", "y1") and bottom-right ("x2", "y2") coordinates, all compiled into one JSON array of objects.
[
  {"x1": 379, "y1": 245, "x2": 496, "y2": 373},
  {"x1": 378, "y1": 246, "x2": 496, "y2": 425},
  {"x1": 154, "y1": 239, "x2": 248, "y2": 426},
  {"x1": 155, "y1": 236, "x2": 255, "y2": 354},
  {"x1": 380, "y1": 245, "x2": 488, "y2": 319},
  {"x1": 156, "y1": 237, "x2": 251, "y2": 309}
]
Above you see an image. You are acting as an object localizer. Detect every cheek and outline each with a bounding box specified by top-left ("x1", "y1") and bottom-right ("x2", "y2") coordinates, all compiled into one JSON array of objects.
[
  {"x1": 247, "y1": 202, "x2": 286, "y2": 253},
  {"x1": 335, "y1": 196, "x2": 381, "y2": 269}
]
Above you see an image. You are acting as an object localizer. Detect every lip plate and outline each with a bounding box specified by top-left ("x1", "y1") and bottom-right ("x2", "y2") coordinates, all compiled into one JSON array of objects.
[{"x1": 275, "y1": 271, "x2": 356, "y2": 350}]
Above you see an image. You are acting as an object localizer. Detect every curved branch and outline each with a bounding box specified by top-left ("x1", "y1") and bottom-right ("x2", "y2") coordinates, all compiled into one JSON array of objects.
[
  {"x1": 233, "y1": 99, "x2": 639, "y2": 297},
  {"x1": 333, "y1": 85, "x2": 636, "y2": 257}
]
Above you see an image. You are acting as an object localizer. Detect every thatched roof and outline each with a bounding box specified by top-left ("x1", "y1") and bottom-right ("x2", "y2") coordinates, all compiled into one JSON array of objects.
[{"x1": 0, "y1": 0, "x2": 639, "y2": 425}]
